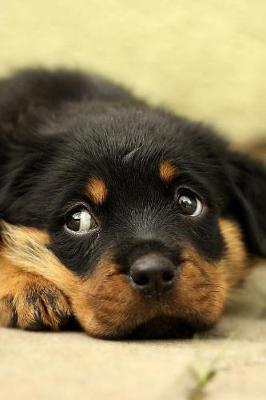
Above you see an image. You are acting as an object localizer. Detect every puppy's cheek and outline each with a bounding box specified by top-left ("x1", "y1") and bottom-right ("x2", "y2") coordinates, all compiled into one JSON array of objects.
[
  {"x1": 172, "y1": 219, "x2": 249, "y2": 329},
  {"x1": 173, "y1": 256, "x2": 228, "y2": 329},
  {"x1": 71, "y1": 260, "x2": 152, "y2": 338}
]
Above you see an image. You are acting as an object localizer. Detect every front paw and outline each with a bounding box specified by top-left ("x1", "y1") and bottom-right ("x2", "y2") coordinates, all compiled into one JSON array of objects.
[{"x1": 0, "y1": 277, "x2": 73, "y2": 331}]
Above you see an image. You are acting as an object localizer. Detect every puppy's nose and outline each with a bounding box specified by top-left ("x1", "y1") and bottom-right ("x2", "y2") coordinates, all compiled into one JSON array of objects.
[{"x1": 129, "y1": 254, "x2": 176, "y2": 296}]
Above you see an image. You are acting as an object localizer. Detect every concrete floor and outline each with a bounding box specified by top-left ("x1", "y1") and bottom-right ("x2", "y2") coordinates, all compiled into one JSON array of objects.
[{"x1": 1, "y1": 266, "x2": 266, "y2": 400}]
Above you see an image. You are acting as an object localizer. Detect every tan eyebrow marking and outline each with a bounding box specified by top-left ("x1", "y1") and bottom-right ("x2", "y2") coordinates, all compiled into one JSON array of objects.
[
  {"x1": 85, "y1": 177, "x2": 108, "y2": 205},
  {"x1": 159, "y1": 161, "x2": 178, "y2": 183}
]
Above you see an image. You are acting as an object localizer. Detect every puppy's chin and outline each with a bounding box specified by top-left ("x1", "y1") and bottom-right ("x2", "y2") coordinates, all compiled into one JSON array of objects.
[
  {"x1": 119, "y1": 316, "x2": 212, "y2": 340},
  {"x1": 74, "y1": 305, "x2": 216, "y2": 340},
  {"x1": 78, "y1": 315, "x2": 213, "y2": 340}
]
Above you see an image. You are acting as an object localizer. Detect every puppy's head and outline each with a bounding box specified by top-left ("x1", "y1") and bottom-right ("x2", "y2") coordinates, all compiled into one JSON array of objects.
[{"x1": 1, "y1": 108, "x2": 266, "y2": 338}]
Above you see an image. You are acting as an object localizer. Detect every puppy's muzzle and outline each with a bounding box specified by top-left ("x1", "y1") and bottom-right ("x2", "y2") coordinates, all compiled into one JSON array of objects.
[{"x1": 129, "y1": 254, "x2": 177, "y2": 297}]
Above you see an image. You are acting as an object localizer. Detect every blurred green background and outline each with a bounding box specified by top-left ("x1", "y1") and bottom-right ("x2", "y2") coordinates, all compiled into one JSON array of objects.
[{"x1": 1, "y1": 0, "x2": 266, "y2": 142}]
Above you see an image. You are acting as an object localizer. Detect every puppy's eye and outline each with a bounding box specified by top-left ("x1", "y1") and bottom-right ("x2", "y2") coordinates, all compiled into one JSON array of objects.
[
  {"x1": 65, "y1": 207, "x2": 98, "y2": 234},
  {"x1": 176, "y1": 189, "x2": 203, "y2": 217}
]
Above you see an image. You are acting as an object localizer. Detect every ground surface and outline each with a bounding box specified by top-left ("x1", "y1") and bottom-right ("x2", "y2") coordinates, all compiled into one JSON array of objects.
[{"x1": 1, "y1": 266, "x2": 266, "y2": 400}]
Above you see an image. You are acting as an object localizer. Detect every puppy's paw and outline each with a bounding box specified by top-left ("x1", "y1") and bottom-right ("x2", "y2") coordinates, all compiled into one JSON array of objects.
[{"x1": 0, "y1": 275, "x2": 72, "y2": 331}]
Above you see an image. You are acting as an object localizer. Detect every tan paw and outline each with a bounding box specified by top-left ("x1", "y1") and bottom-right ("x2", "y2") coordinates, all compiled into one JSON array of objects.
[{"x1": 0, "y1": 275, "x2": 72, "y2": 331}]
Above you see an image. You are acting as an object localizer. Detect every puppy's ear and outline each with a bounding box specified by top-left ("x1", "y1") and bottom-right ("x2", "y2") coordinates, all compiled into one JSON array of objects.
[{"x1": 227, "y1": 151, "x2": 266, "y2": 258}]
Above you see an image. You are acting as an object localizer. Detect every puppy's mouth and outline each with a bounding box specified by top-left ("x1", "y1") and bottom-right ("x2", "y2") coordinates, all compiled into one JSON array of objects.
[{"x1": 74, "y1": 286, "x2": 216, "y2": 340}]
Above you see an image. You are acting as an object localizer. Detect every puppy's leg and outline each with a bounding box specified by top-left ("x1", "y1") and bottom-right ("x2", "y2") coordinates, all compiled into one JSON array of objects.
[{"x1": 0, "y1": 253, "x2": 72, "y2": 331}]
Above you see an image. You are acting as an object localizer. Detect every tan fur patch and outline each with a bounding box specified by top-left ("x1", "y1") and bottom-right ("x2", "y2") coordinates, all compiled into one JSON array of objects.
[
  {"x1": 159, "y1": 161, "x2": 177, "y2": 183},
  {"x1": 171, "y1": 219, "x2": 250, "y2": 327},
  {"x1": 85, "y1": 177, "x2": 108, "y2": 205},
  {"x1": 218, "y1": 219, "x2": 250, "y2": 287}
]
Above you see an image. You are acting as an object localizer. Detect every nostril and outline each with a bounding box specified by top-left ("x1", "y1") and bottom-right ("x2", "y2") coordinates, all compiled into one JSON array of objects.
[
  {"x1": 162, "y1": 270, "x2": 175, "y2": 283},
  {"x1": 132, "y1": 272, "x2": 149, "y2": 287}
]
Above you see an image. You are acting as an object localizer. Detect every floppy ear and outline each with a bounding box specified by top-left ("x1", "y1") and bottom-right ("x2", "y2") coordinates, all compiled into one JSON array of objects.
[{"x1": 227, "y1": 150, "x2": 266, "y2": 258}]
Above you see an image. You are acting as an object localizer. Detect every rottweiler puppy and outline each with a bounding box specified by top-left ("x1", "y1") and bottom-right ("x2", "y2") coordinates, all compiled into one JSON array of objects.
[{"x1": 0, "y1": 69, "x2": 265, "y2": 338}]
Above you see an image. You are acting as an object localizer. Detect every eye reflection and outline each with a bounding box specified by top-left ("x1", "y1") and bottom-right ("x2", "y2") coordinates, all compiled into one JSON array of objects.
[{"x1": 65, "y1": 207, "x2": 98, "y2": 234}]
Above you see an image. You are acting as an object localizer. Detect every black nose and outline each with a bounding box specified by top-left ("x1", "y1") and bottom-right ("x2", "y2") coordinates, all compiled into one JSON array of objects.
[{"x1": 129, "y1": 254, "x2": 176, "y2": 296}]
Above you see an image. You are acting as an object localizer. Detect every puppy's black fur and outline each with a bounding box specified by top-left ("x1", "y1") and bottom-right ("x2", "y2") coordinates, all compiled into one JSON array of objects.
[{"x1": 0, "y1": 68, "x2": 265, "y2": 338}]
